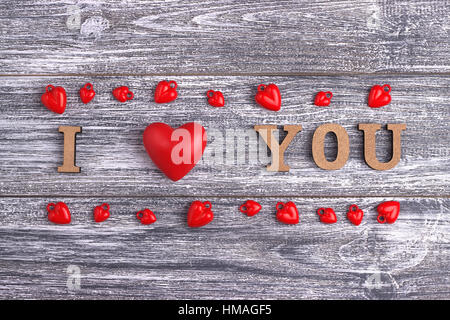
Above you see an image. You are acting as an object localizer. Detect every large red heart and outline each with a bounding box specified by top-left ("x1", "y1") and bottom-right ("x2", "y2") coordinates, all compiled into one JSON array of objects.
[
  {"x1": 240, "y1": 200, "x2": 262, "y2": 217},
  {"x1": 368, "y1": 84, "x2": 391, "y2": 108},
  {"x1": 41, "y1": 85, "x2": 67, "y2": 114},
  {"x1": 187, "y1": 201, "x2": 214, "y2": 228},
  {"x1": 80, "y1": 83, "x2": 96, "y2": 104},
  {"x1": 143, "y1": 122, "x2": 207, "y2": 181},
  {"x1": 317, "y1": 207, "x2": 337, "y2": 224},
  {"x1": 347, "y1": 204, "x2": 364, "y2": 226},
  {"x1": 154, "y1": 80, "x2": 178, "y2": 103},
  {"x1": 314, "y1": 91, "x2": 333, "y2": 107},
  {"x1": 47, "y1": 202, "x2": 71, "y2": 224},
  {"x1": 207, "y1": 90, "x2": 225, "y2": 107},
  {"x1": 276, "y1": 201, "x2": 299, "y2": 224},
  {"x1": 377, "y1": 201, "x2": 400, "y2": 224},
  {"x1": 93, "y1": 203, "x2": 110, "y2": 223},
  {"x1": 255, "y1": 83, "x2": 281, "y2": 111}
]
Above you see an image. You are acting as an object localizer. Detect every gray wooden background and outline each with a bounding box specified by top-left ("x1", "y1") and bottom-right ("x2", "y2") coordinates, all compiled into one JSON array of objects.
[{"x1": 0, "y1": 0, "x2": 449, "y2": 299}]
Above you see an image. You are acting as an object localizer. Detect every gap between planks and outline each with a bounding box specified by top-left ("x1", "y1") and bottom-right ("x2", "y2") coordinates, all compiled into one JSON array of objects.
[
  {"x1": 0, "y1": 195, "x2": 448, "y2": 199},
  {"x1": 1, "y1": 72, "x2": 450, "y2": 78}
]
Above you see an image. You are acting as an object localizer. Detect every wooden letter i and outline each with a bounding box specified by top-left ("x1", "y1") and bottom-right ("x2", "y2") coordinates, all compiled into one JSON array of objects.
[{"x1": 58, "y1": 126, "x2": 82, "y2": 173}]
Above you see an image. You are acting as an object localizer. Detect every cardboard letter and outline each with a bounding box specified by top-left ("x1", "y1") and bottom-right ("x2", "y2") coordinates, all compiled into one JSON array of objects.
[
  {"x1": 58, "y1": 126, "x2": 82, "y2": 173},
  {"x1": 358, "y1": 123, "x2": 406, "y2": 170},
  {"x1": 312, "y1": 124, "x2": 349, "y2": 170},
  {"x1": 254, "y1": 125, "x2": 302, "y2": 171}
]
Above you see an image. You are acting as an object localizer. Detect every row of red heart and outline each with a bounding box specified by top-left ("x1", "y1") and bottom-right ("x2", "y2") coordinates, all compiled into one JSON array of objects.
[
  {"x1": 42, "y1": 80, "x2": 184, "y2": 114},
  {"x1": 46, "y1": 200, "x2": 400, "y2": 227},
  {"x1": 41, "y1": 81, "x2": 392, "y2": 114}
]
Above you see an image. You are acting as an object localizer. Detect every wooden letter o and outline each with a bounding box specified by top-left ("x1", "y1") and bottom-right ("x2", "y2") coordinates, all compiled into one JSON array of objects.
[{"x1": 312, "y1": 124, "x2": 349, "y2": 170}]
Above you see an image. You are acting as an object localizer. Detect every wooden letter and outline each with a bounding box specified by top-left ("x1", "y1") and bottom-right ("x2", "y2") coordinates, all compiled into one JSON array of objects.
[
  {"x1": 254, "y1": 125, "x2": 302, "y2": 171},
  {"x1": 358, "y1": 123, "x2": 406, "y2": 170},
  {"x1": 58, "y1": 126, "x2": 82, "y2": 173},
  {"x1": 312, "y1": 123, "x2": 349, "y2": 170}
]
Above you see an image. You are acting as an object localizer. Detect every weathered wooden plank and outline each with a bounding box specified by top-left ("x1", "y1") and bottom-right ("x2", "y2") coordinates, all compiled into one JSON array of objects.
[
  {"x1": 0, "y1": 0, "x2": 449, "y2": 74},
  {"x1": 0, "y1": 75, "x2": 448, "y2": 196},
  {"x1": 0, "y1": 197, "x2": 448, "y2": 299}
]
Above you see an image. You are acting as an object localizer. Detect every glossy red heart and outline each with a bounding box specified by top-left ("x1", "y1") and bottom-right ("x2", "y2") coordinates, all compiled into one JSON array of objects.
[
  {"x1": 93, "y1": 203, "x2": 110, "y2": 223},
  {"x1": 368, "y1": 84, "x2": 391, "y2": 108},
  {"x1": 41, "y1": 85, "x2": 67, "y2": 114},
  {"x1": 317, "y1": 207, "x2": 337, "y2": 224},
  {"x1": 143, "y1": 122, "x2": 207, "y2": 181},
  {"x1": 80, "y1": 83, "x2": 96, "y2": 104},
  {"x1": 113, "y1": 86, "x2": 134, "y2": 103},
  {"x1": 137, "y1": 209, "x2": 157, "y2": 225},
  {"x1": 154, "y1": 80, "x2": 178, "y2": 103},
  {"x1": 47, "y1": 202, "x2": 71, "y2": 224},
  {"x1": 347, "y1": 204, "x2": 364, "y2": 226},
  {"x1": 207, "y1": 90, "x2": 225, "y2": 107},
  {"x1": 255, "y1": 83, "x2": 281, "y2": 111},
  {"x1": 239, "y1": 200, "x2": 262, "y2": 217},
  {"x1": 377, "y1": 201, "x2": 400, "y2": 224},
  {"x1": 187, "y1": 201, "x2": 214, "y2": 228},
  {"x1": 276, "y1": 201, "x2": 299, "y2": 224},
  {"x1": 314, "y1": 91, "x2": 333, "y2": 107}
]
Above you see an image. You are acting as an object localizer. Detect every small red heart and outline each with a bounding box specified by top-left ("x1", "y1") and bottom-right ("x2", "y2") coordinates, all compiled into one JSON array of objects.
[
  {"x1": 154, "y1": 80, "x2": 178, "y2": 103},
  {"x1": 80, "y1": 83, "x2": 96, "y2": 104},
  {"x1": 368, "y1": 84, "x2": 391, "y2": 108},
  {"x1": 255, "y1": 83, "x2": 281, "y2": 111},
  {"x1": 276, "y1": 201, "x2": 299, "y2": 224},
  {"x1": 314, "y1": 91, "x2": 333, "y2": 107},
  {"x1": 347, "y1": 204, "x2": 364, "y2": 226},
  {"x1": 206, "y1": 90, "x2": 225, "y2": 107},
  {"x1": 113, "y1": 86, "x2": 134, "y2": 103},
  {"x1": 187, "y1": 201, "x2": 214, "y2": 228},
  {"x1": 41, "y1": 85, "x2": 67, "y2": 114},
  {"x1": 143, "y1": 122, "x2": 207, "y2": 181},
  {"x1": 377, "y1": 201, "x2": 400, "y2": 224},
  {"x1": 317, "y1": 207, "x2": 337, "y2": 224},
  {"x1": 239, "y1": 200, "x2": 262, "y2": 217},
  {"x1": 93, "y1": 203, "x2": 110, "y2": 223},
  {"x1": 47, "y1": 202, "x2": 71, "y2": 224},
  {"x1": 137, "y1": 209, "x2": 157, "y2": 225}
]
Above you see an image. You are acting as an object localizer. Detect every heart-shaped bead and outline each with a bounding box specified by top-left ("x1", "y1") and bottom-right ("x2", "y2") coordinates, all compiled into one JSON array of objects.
[
  {"x1": 112, "y1": 86, "x2": 134, "y2": 103},
  {"x1": 206, "y1": 90, "x2": 225, "y2": 107},
  {"x1": 137, "y1": 209, "x2": 157, "y2": 225},
  {"x1": 275, "y1": 201, "x2": 299, "y2": 224},
  {"x1": 368, "y1": 84, "x2": 391, "y2": 108},
  {"x1": 47, "y1": 202, "x2": 71, "y2": 224},
  {"x1": 80, "y1": 83, "x2": 96, "y2": 104},
  {"x1": 239, "y1": 200, "x2": 262, "y2": 217},
  {"x1": 347, "y1": 204, "x2": 364, "y2": 226},
  {"x1": 317, "y1": 207, "x2": 337, "y2": 224},
  {"x1": 41, "y1": 85, "x2": 67, "y2": 114},
  {"x1": 93, "y1": 203, "x2": 110, "y2": 223},
  {"x1": 187, "y1": 201, "x2": 214, "y2": 228},
  {"x1": 154, "y1": 80, "x2": 178, "y2": 103},
  {"x1": 143, "y1": 122, "x2": 207, "y2": 181},
  {"x1": 314, "y1": 91, "x2": 333, "y2": 107},
  {"x1": 377, "y1": 201, "x2": 400, "y2": 224},
  {"x1": 255, "y1": 83, "x2": 281, "y2": 111}
]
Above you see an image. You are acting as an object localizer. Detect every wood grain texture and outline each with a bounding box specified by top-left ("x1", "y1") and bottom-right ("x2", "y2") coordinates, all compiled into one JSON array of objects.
[
  {"x1": 1, "y1": 0, "x2": 449, "y2": 300},
  {"x1": 0, "y1": 0, "x2": 449, "y2": 74},
  {"x1": 0, "y1": 75, "x2": 448, "y2": 197},
  {"x1": 0, "y1": 197, "x2": 448, "y2": 299}
]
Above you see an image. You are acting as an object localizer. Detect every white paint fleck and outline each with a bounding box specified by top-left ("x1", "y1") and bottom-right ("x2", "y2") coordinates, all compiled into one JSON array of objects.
[
  {"x1": 80, "y1": 16, "x2": 110, "y2": 38},
  {"x1": 66, "y1": 5, "x2": 81, "y2": 30},
  {"x1": 366, "y1": 2, "x2": 381, "y2": 30}
]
